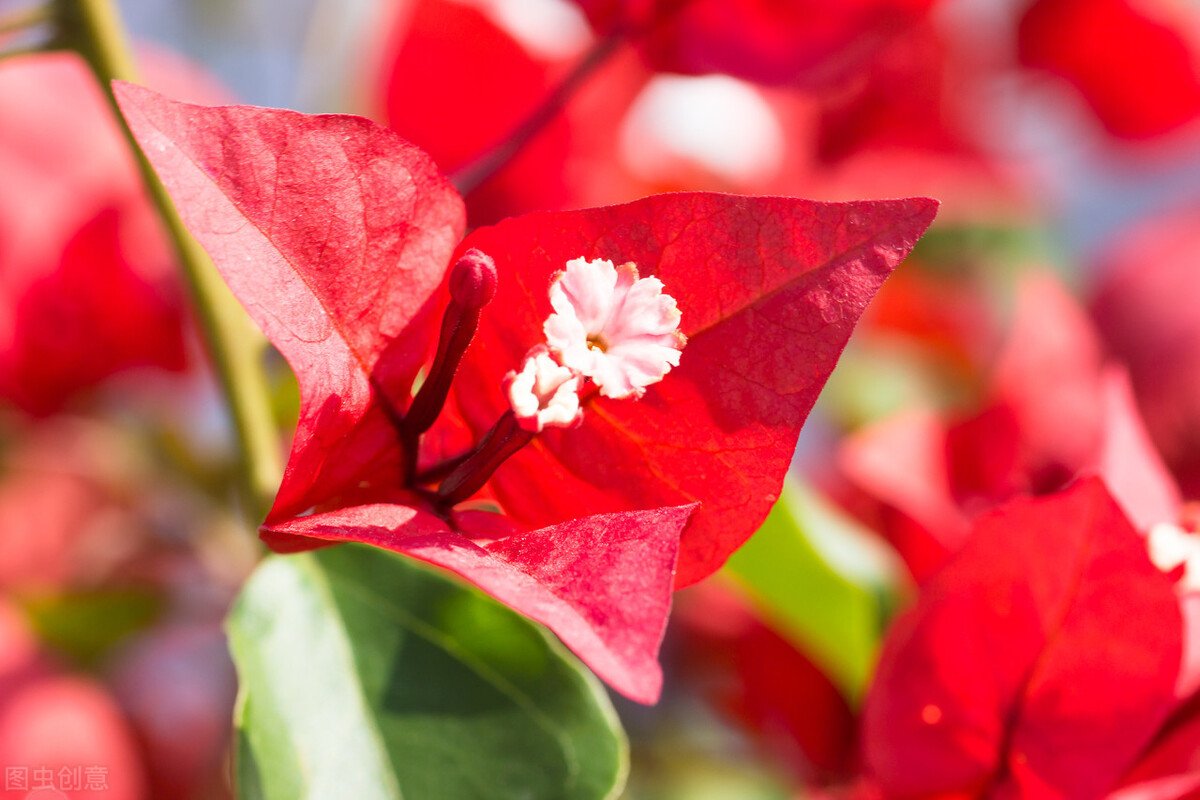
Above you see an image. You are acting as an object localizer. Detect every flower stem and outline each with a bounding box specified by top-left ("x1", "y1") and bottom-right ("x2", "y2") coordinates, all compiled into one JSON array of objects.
[
  {"x1": 450, "y1": 31, "x2": 622, "y2": 197},
  {"x1": 436, "y1": 411, "x2": 533, "y2": 507},
  {"x1": 51, "y1": 0, "x2": 282, "y2": 525}
]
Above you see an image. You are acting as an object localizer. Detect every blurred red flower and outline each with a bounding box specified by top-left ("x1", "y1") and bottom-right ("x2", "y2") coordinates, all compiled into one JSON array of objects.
[
  {"x1": 570, "y1": 0, "x2": 938, "y2": 88},
  {"x1": 675, "y1": 583, "x2": 857, "y2": 782},
  {"x1": 1091, "y1": 205, "x2": 1200, "y2": 501},
  {"x1": 1019, "y1": 0, "x2": 1200, "y2": 139},
  {"x1": 864, "y1": 479, "x2": 1188, "y2": 797},
  {"x1": 0, "y1": 52, "x2": 229, "y2": 414},
  {"x1": 839, "y1": 275, "x2": 1179, "y2": 582},
  {"x1": 375, "y1": 0, "x2": 647, "y2": 226}
]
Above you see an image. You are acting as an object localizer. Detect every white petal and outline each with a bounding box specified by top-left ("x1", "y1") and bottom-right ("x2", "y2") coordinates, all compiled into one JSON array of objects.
[
  {"x1": 1149, "y1": 522, "x2": 1200, "y2": 593},
  {"x1": 541, "y1": 256, "x2": 684, "y2": 398},
  {"x1": 506, "y1": 347, "x2": 584, "y2": 431},
  {"x1": 554, "y1": 258, "x2": 618, "y2": 331}
]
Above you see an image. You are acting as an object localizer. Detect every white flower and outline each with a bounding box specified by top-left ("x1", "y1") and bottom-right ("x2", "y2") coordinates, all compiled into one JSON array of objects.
[
  {"x1": 1148, "y1": 521, "x2": 1200, "y2": 593},
  {"x1": 543, "y1": 257, "x2": 685, "y2": 399},
  {"x1": 505, "y1": 346, "x2": 583, "y2": 432}
]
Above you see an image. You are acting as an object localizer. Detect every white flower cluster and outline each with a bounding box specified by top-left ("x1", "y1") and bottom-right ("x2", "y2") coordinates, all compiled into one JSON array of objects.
[{"x1": 505, "y1": 257, "x2": 685, "y2": 432}]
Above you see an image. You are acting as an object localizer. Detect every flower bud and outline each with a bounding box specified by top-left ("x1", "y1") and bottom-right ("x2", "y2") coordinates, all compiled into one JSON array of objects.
[{"x1": 449, "y1": 248, "x2": 498, "y2": 310}]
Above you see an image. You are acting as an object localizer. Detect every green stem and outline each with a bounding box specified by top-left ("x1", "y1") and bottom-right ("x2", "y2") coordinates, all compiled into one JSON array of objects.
[{"x1": 52, "y1": 0, "x2": 282, "y2": 525}]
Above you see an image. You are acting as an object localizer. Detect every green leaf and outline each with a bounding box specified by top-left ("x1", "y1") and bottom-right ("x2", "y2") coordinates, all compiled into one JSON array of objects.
[
  {"x1": 22, "y1": 588, "x2": 161, "y2": 666},
  {"x1": 725, "y1": 479, "x2": 909, "y2": 704},
  {"x1": 228, "y1": 544, "x2": 629, "y2": 800}
]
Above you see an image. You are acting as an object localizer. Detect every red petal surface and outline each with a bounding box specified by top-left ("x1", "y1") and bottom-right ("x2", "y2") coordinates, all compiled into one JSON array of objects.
[
  {"x1": 114, "y1": 83, "x2": 466, "y2": 519},
  {"x1": 573, "y1": 0, "x2": 937, "y2": 87},
  {"x1": 1178, "y1": 594, "x2": 1200, "y2": 702},
  {"x1": 378, "y1": 0, "x2": 568, "y2": 225},
  {"x1": 1019, "y1": 0, "x2": 1200, "y2": 139},
  {"x1": 1117, "y1": 690, "x2": 1200, "y2": 796},
  {"x1": 1110, "y1": 775, "x2": 1200, "y2": 800},
  {"x1": 376, "y1": 0, "x2": 646, "y2": 226},
  {"x1": 837, "y1": 408, "x2": 970, "y2": 583},
  {"x1": 449, "y1": 193, "x2": 937, "y2": 586},
  {"x1": 864, "y1": 478, "x2": 1182, "y2": 797},
  {"x1": 988, "y1": 274, "x2": 1107, "y2": 492},
  {"x1": 265, "y1": 502, "x2": 695, "y2": 703},
  {"x1": 0, "y1": 55, "x2": 193, "y2": 414}
]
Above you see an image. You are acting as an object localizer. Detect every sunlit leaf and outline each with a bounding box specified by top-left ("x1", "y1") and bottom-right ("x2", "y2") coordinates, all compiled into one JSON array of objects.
[{"x1": 229, "y1": 544, "x2": 628, "y2": 800}]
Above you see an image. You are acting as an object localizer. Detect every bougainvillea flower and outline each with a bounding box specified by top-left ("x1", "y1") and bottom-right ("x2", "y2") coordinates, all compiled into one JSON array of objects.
[
  {"x1": 1019, "y1": 0, "x2": 1200, "y2": 140},
  {"x1": 1090, "y1": 205, "x2": 1200, "y2": 499},
  {"x1": 840, "y1": 274, "x2": 1200, "y2": 712},
  {"x1": 570, "y1": 0, "x2": 938, "y2": 88},
  {"x1": 115, "y1": 82, "x2": 935, "y2": 702},
  {"x1": 864, "y1": 478, "x2": 1184, "y2": 797},
  {"x1": 0, "y1": 52, "x2": 224, "y2": 415},
  {"x1": 839, "y1": 275, "x2": 1180, "y2": 582}
]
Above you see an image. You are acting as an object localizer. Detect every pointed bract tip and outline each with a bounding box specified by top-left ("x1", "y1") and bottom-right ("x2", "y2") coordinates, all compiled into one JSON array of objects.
[
  {"x1": 449, "y1": 249, "x2": 498, "y2": 309},
  {"x1": 915, "y1": 196, "x2": 941, "y2": 221}
]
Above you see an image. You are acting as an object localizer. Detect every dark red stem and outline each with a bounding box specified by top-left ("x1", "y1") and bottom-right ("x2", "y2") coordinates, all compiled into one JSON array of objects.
[
  {"x1": 399, "y1": 250, "x2": 497, "y2": 480},
  {"x1": 435, "y1": 411, "x2": 533, "y2": 506}
]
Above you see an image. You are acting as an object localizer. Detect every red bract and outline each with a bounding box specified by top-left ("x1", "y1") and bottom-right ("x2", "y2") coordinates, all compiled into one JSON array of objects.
[
  {"x1": 864, "y1": 478, "x2": 1183, "y2": 797},
  {"x1": 379, "y1": 0, "x2": 565, "y2": 224},
  {"x1": 571, "y1": 0, "x2": 937, "y2": 88},
  {"x1": 839, "y1": 275, "x2": 1180, "y2": 582},
  {"x1": 1117, "y1": 692, "x2": 1200, "y2": 797},
  {"x1": 1018, "y1": 0, "x2": 1200, "y2": 140},
  {"x1": 0, "y1": 53, "x2": 213, "y2": 414},
  {"x1": 450, "y1": 195, "x2": 936, "y2": 587},
  {"x1": 813, "y1": 19, "x2": 984, "y2": 164},
  {"x1": 376, "y1": 0, "x2": 647, "y2": 226},
  {"x1": 114, "y1": 83, "x2": 935, "y2": 701}
]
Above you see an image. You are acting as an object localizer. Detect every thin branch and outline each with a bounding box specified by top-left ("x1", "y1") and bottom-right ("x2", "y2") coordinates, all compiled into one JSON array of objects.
[{"x1": 450, "y1": 31, "x2": 622, "y2": 197}]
